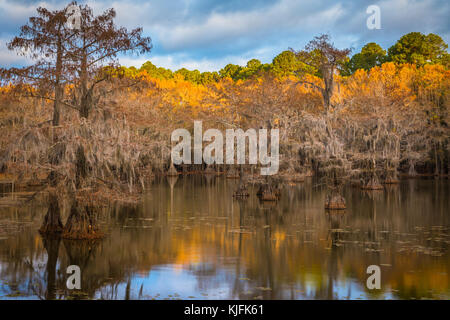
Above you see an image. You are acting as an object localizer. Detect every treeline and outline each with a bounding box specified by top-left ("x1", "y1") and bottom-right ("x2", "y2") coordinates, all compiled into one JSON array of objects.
[{"x1": 121, "y1": 32, "x2": 449, "y2": 84}]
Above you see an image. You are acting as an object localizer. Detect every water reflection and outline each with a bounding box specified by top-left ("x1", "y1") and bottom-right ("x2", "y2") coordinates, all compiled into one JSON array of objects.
[{"x1": 0, "y1": 176, "x2": 449, "y2": 300}]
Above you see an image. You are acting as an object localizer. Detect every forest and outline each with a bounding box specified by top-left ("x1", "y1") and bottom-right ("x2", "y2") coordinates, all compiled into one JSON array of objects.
[{"x1": 0, "y1": 2, "x2": 448, "y2": 240}]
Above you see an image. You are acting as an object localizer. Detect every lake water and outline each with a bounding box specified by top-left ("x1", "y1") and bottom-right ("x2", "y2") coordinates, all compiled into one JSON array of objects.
[{"x1": 0, "y1": 176, "x2": 449, "y2": 300}]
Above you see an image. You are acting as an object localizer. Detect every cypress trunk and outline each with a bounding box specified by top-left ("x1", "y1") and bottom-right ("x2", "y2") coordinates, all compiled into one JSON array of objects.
[
  {"x1": 62, "y1": 204, "x2": 103, "y2": 240},
  {"x1": 39, "y1": 192, "x2": 63, "y2": 235}
]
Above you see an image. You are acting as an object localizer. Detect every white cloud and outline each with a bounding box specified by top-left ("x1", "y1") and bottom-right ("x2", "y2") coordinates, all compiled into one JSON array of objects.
[
  {"x1": 0, "y1": 0, "x2": 62, "y2": 22},
  {"x1": 0, "y1": 0, "x2": 448, "y2": 71},
  {"x1": 0, "y1": 37, "x2": 29, "y2": 65},
  {"x1": 153, "y1": 0, "x2": 345, "y2": 51}
]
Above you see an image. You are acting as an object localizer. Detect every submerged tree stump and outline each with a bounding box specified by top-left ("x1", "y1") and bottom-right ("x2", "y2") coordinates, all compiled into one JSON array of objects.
[
  {"x1": 233, "y1": 185, "x2": 249, "y2": 198},
  {"x1": 257, "y1": 184, "x2": 280, "y2": 201},
  {"x1": 260, "y1": 189, "x2": 278, "y2": 201},
  {"x1": 28, "y1": 172, "x2": 44, "y2": 187},
  {"x1": 361, "y1": 178, "x2": 384, "y2": 190},
  {"x1": 167, "y1": 162, "x2": 179, "y2": 176},
  {"x1": 233, "y1": 166, "x2": 249, "y2": 198},
  {"x1": 62, "y1": 204, "x2": 103, "y2": 240},
  {"x1": 204, "y1": 164, "x2": 215, "y2": 175},
  {"x1": 408, "y1": 161, "x2": 418, "y2": 177},
  {"x1": 325, "y1": 193, "x2": 346, "y2": 210},
  {"x1": 226, "y1": 167, "x2": 240, "y2": 179}
]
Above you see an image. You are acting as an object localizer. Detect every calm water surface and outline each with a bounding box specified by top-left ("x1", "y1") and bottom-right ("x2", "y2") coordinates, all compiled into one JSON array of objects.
[{"x1": 0, "y1": 176, "x2": 449, "y2": 300}]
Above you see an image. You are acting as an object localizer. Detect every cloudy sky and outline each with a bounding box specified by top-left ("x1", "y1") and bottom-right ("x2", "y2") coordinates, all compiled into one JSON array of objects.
[{"x1": 0, "y1": 0, "x2": 449, "y2": 71}]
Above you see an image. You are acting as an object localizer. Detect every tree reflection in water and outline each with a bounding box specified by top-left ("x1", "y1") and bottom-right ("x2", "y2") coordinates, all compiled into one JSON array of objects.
[{"x1": 0, "y1": 176, "x2": 449, "y2": 300}]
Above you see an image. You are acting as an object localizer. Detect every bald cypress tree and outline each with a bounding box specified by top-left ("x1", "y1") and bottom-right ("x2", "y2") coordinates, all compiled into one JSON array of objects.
[{"x1": 2, "y1": 2, "x2": 152, "y2": 238}]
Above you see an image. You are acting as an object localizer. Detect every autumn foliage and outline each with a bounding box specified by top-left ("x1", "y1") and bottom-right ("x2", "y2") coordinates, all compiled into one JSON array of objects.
[{"x1": 0, "y1": 2, "x2": 448, "y2": 238}]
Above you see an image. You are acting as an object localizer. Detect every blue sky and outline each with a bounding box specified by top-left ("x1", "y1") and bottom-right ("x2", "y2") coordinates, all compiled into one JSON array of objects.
[{"x1": 0, "y1": 0, "x2": 449, "y2": 71}]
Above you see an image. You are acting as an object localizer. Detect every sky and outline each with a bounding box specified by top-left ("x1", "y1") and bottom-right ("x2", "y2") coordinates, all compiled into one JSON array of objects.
[{"x1": 0, "y1": 0, "x2": 449, "y2": 72}]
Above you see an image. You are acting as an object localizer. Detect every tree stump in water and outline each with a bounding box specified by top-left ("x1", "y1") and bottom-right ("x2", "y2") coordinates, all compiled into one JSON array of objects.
[
  {"x1": 361, "y1": 178, "x2": 384, "y2": 190},
  {"x1": 233, "y1": 166, "x2": 249, "y2": 198},
  {"x1": 383, "y1": 171, "x2": 400, "y2": 184},
  {"x1": 408, "y1": 161, "x2": 417, "y2": 178},
  {"x1": 257, "y1": 184, "x2": 280, "y2": 201},
  {"x1": 260, "y1": 189, "x2": 278, "y2": 201},
  {"x1": 256, "y1": 184, "x2": 264, "y2": 196},
  {"x1": 233, "y1": 189, "x2": 249, "y2": 198},
  {"x1": 167, "y1": 162, "x2": 179, "y2": 176},
  {"x1": 62, "y1": 204, "x2": 103, "y2": 240},
  {"x1": 233, "y1": 184, "x2": 249, "y2": 198},
  {"x1": 39, "y1": 193, "x2": 63, "y2": 235},
  {"x1": 226, "y1": 167, "x2": 240, "y2": 179},
  {"x1": 204, "y1": 164, "x2": 215, "y2": 175},
  {"x1": 384, "y1": 169, "x2": 400, "y2": 184},
  {"x1": 325, "y1": 193, "x2": 346, "y2": 210},
  {"x1": 28, "y1": 171, "x2": 43, "y2": 187}
]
